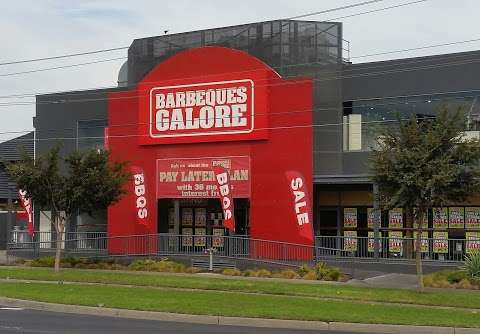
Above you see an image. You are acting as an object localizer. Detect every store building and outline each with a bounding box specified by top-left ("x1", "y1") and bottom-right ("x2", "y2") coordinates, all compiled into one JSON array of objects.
[{"x1": 30, "y1": 19, "x2": 480, "y2": 255}]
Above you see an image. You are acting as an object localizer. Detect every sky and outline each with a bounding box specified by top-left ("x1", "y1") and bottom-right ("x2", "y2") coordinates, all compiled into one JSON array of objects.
[{"x1": 1, "y1": 0, "x2": 480, "y2": 143}]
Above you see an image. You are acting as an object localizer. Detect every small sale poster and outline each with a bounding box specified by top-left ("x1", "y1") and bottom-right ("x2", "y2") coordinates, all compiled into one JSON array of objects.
[
  {"x1": 432, "y1": 208, "x2": 448, "y2": 229},
  {"x1": 449, "y1": 207, "x2": 465, "y2": 229},
  {"x1": 182, "y1": 227, "x2": 193, "y2": 247},
  {"x1": 466, "y1": 232, "x2": 480, "y2": 253},
  {"x1": 465, "y1": 207, "x2": 480, "y2": 229},
  {"x1": 389, "y1": 231, "x2": 403, "y2": 253},
  {"x1": 389, "y1": 208, "x2": 403, "y2": 229},
  {"x1": 343, "y1": 230, "x2": 357, "y2": 252},
  {"x1": 367, "y1": 208, "x2": 381, "y2": 229},
  {"x1": 368, "y1": 231, "x2": 382, "y2": 253},
  {"x1": 194, "y1": 228, "x2": 206, "y2": 247},
  {"x1": 432, "y1": 232, "x2": 448, "y2": 254},
  {"x1": 343, "y1": 208, "x2": 358, "y2": 228},
  {"x1": 413, "y1": 232, "x2": 429, "y2": 253},
  {"x1": 413, "y1": 209, "x2": 428, "y2": 229}
]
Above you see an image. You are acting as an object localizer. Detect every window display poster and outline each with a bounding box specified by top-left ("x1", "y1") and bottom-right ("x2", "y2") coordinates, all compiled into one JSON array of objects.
[
  {"x1": 195, "y1": 208, "x2": 207, "y2": 226},
  {"x1": 413, "y1": 209, "x2": 428, "y2": 229},
  {"x1": 194, "y1": 228, "x2": 206, "y2": 247},
  {"x1": 432, "y1": 231, "x2": 448, "y2": 254},
  {"x1": 367, "y1": 208, "x2": 381, "y2": 229},
  {"x1": 449, "y1": 207, "x2": 465, "y2": 229},
  {"x1": 212, "y1": 228, "x2": 225, "y2": 248},
  {"x1": 182, "y1": 227, "x2": 193, "y2": 247},
  {"x1": 466, "y1": 232, "x2": 480, "y2": 253},
  {"x1": 343, "y1": 208, "x2": 357, "y2": 228},
  {"x1": 389, "y1": 208, "x2": 403, "y2": 229},
  {"x1": 432, "y1": 208, "x2": 448, "y2": 229},
  {"x1": 413, "y1": 232, "x2": 429, "y2": 253},
  {"x1": 465, "y1": 207, "x2": 480, "y2": 229},
  {"x1": 182, "y1": 208, "x2": 194, "y2": 226},
  {"x1": 343, "y1": 230, "x2": 357, "y2": 252},
  {"x1": 389, "y1": 231, "x2": 403, "y2": 253},
  {"x1": 168, "y1": 208, "x2": 175, "y2": 227},
  {"x1": 367, "y1": 231, "x2": 382, "y2": 253}
]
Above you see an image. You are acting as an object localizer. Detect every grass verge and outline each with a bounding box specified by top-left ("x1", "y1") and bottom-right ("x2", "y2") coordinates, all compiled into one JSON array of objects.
[
  {"x1": 0, "y1": 281, "x2": 479, "y2": 327},
  {"x1": 0, "y1": 267, "x2": 479, "y2": 309}
]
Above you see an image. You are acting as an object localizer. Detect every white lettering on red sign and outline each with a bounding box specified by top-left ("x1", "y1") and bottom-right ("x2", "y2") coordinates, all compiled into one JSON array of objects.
[
  {"x1": 216, "y1": 172, "x2": 233, "y2": 221},
  {"x1": 290, "y1": 177, "x2": 309, "y2": 226},
  {"x1": 134, "y1": 173, "x2": 148, "y2": 220},
  {"x1": 150, "y1": 80, "x2": 254, "y2": 138}
]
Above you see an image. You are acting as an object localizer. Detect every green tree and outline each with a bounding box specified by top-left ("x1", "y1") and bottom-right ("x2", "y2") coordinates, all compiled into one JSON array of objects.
[
  {"x1": 370, "y1": 108, "x2": 480, "y2": 291},
  {"x1": 7, "y1": 147, "x2": 130, "y2": 272}
]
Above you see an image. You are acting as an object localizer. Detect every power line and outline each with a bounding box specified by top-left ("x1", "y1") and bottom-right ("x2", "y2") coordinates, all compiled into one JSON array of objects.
[
  {"x1": 0, "y1": 47, "x2": 129, "y2": 67},
  {"x1": 1, "y1": 54, "x2": 480, "y2": 108}
]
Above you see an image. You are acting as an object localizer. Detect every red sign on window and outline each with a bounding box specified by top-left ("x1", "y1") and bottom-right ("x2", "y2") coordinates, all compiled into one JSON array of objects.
[{"x1": 156, "y1": 156, "x2": 250, "y2": 199}]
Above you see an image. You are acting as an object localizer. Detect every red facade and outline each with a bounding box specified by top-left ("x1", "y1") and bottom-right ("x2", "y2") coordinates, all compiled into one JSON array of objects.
[{"x1": 107, "y1": 46, "x2": 313, "y2": 252}]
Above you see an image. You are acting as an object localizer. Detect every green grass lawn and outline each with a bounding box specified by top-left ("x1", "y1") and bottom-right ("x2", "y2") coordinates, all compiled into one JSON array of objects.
[
  {"x1": 0, "y1": 281, "x2": 479, "y2": 327},
  {"x1": 0, "y1": 266, "x2": 479, "y2": 310}
]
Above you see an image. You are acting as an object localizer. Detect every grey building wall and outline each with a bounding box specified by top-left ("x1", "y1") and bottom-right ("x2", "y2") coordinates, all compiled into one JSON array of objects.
[{"x1": 339, "y1": 50, "x2": 480, "y2": 180}]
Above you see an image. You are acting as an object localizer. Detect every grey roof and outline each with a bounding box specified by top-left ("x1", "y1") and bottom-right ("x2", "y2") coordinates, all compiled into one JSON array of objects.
[
  {"x1": 0, "y1": 132, "x2": 33, "y2": 199},
  {"x1": 0, "y1": 132, "x2": 34, "y2": 162}
]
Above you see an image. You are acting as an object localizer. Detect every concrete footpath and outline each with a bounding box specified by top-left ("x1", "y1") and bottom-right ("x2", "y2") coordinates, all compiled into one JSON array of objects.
[{"x1": 0, "y1": 297, "x2": 478, "y2": 334}]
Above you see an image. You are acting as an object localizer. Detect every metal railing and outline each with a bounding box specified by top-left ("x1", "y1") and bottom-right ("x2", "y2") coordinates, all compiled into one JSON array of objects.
[{"x1": 7, "y1": 232, "x2": 478, "y2": 264}]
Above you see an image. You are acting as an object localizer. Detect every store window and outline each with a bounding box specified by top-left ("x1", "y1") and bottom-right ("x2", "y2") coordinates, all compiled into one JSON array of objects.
[
  {"x1": 77, "y1": 119, "x2": 107, "y2": 151},
  {"x1": 343, "y1": 92, "x2": 480, "y2": 151}
]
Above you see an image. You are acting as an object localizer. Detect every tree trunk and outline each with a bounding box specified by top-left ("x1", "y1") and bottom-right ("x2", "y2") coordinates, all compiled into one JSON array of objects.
[
  {"x1": 53, "y1": 216, "x2": 64, "y2": 273},
  {"x1": 415, "y1": 210, "x2": 425, "y2": 292},
  {"x1": 404, "y1": 207, "x2": 414, "y2": 259}
]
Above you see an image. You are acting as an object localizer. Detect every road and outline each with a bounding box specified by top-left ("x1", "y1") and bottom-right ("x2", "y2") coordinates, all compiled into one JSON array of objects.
[{"x1": 0, "y1": 306, "x2": 370, "y2": 334}]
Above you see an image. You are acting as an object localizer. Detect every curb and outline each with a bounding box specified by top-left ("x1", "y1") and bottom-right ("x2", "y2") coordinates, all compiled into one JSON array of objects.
[{"x1": 1, "y1": 297, "x2": 479, "y2": 333}]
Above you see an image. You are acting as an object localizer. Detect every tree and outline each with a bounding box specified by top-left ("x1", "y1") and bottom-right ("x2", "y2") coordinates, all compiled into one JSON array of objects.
[
  {"x1": 370, "y1": 107, "x2": 480, "y2": 291},
  {"x1": 7, "y1": 147, "x2": 130, "y2": 272}
]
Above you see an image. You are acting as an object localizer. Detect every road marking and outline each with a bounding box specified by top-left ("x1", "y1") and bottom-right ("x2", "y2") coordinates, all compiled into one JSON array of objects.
[{"x1": 0, "y1": 307, "x2": 24, "y2": 311}]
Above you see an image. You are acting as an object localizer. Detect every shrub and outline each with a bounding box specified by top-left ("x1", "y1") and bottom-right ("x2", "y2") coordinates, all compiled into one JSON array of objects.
[
  {"x1": 447, "y1": 270, "x2": 468, "y2": 283},
  {"x1": 185, "y1": 267, "x2": 201, "y2": 274},
  {"x1": 275, "y1": 269, "x2": 300, "y2": 279},
  {"x1": 254, "y1": 269, "x2": 272, "y2": 278},
  {"x1": 222, "y1": 268, "x2": 242, "y2": 276},
  {"x1": 30, "y1": 256, "x2": 55, "y2": 267},
  {"x1": 242, "y1": 269, "x2": 255, "y2": 277},
  {"x1": 297, "y1": 264, "x2": 312, "y2": 277},
  {"x1": 128, "y1": 259, "x2": 185, "y2": 273},
  {"x1": 457, "y1": 279, "x2": 473, "y2": 290},
  {"x1": 463, "y1": 251, "x2": 480, "y2": 280},
  {"x1": 302, "y1": 271, "x2": 317, "y2": 280}
]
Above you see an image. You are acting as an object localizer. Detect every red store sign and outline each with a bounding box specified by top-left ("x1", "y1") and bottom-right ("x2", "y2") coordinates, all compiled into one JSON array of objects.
[{"x1": 156, "y1": 157, "x2": 250, "y2": 199}]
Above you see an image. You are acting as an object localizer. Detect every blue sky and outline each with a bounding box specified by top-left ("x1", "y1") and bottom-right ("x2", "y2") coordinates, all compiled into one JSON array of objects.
[{"x1": 1, "y1": 0, "x2": 479, "y2": 142}]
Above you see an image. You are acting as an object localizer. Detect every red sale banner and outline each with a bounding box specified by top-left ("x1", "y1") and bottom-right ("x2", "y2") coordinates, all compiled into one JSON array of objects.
[
  {"x1": 156, "y1": 157, "x2": 250, "y2": 198},
  {"x1": 18, "y1": 189, "x2": 34, "y2": 237},
  {"x1": 285, "y1": 170, "x2": 313, "y2": 244},
  {"x1": 132, "y1": 166, "x2": 149, "y2": 226},
  {"x1": 213, "y1": 166, "x2": 235, "y2": 232}
]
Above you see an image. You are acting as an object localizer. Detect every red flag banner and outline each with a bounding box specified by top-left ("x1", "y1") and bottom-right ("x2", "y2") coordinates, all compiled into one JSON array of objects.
[
  {"x1": 132, "y1": 166, "x2": 148, "y2": 226},
  {"x1": 18, "y1": 189, "x2": 34, "y2": 237},
  {"x1": 285, "y1": 170, "x2": 314, "y2": 244},
  {"x1": 213, "y1": 166, "x2": 235, "y2": 232}
]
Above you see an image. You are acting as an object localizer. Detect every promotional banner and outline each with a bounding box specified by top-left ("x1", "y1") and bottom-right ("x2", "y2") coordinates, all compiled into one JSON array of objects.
[
  {"x1": 213, "y1": 165, "x2": 235, "y2": 232},
  {"x1": 449, "y1": 207, "x2": 465, "y2": 229},
  {"x1": 368, "y1": 232, "x2": 382, "y2": 253},
  {"x1": 343, "y1": 230, "x2": 357, "y2": 252},
  {"x1": 194, "y1": 228, "x2": 206, "y2": 247},
  {"x1": 389, "y1": 208, "x2": 403, "y2": 229},
  {"x1": 433, "y1": 208, "x2": 448, "y2": 229},
  {"x1": 466, "y1": 207, "x2": 480, "y2": 229},
  {"x1": 413, "y1": 208, "x2": 428, "y2": 229},
  {"x1": 367, "y1": 208, "x2": 381, "y2": 229},
  {"x1": 466, "y1": 232, "x2": 480, "y2": 253},
  {"x1": 433, "y1": 231, "x2": 448, "y2": 254},
  {"x1": 212, "y1": 228, "x2": 225, "y2": 248},
  {"x1": 389, "y1": 231, "x2": 403, "y2": 253},
  {"x1": 285, "y1": 170, "x2": 314, "y2": 244},
  {"x1": 18, "y1": 189, "x2": 34, "y2": 237},
  {"x1": 413, "y1": 232, "x2": 429, "y2": 253},
  {"x1": 343, "y1": 208, "x2": 357, "y2": 228},
  {"x1": 156, "y1": 157, "x2": 250, "y2": 198},
  {"x1": 182, "y1": 227, "x2": 193, "y2": 247},
  {"x1": 132, "y1": 166, "x2": 149, "y2": 226}
]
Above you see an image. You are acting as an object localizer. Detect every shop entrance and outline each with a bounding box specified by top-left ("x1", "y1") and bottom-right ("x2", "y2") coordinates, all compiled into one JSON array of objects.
[{"x1": 157, "y1": 198, "x2": 249, "y2": 237}]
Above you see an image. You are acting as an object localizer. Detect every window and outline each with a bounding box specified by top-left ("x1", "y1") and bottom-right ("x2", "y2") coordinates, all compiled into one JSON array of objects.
[{"x1": 77, "y1": 119, "x2": 107, "y2": 151}]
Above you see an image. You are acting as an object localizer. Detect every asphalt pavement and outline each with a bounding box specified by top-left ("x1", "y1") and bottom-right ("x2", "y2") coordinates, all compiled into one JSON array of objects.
[{"x1": 0, "y1": 306, "x2": 368, "y2": 334}]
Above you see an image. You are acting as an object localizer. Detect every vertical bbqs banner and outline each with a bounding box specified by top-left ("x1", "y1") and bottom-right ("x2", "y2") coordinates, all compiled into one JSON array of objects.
[
  {"x1": 285, "y1": 170, "x2": 313, "y2": 244},
  {"x1": 132, "y1": 166, "x2": 149, "y2": 226},
  {"x1": 18, "y1": 189, "x2": 34, "y2": 237},
  {"x1": 213, "y1": 165, "x2": 235, "y2": 232}
]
